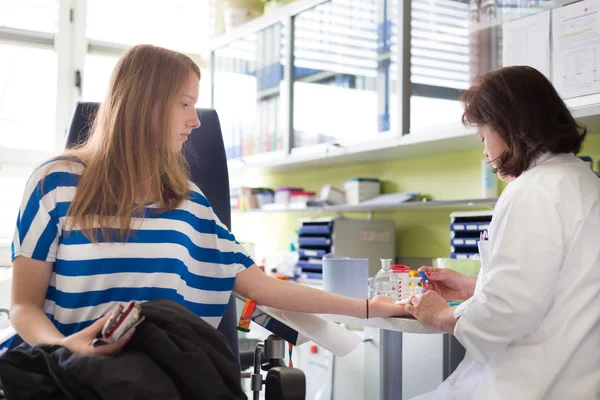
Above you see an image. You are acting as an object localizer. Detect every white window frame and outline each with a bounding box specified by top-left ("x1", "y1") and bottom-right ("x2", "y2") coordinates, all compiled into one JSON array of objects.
[
  {"x1": 0, "y1": 0, "x2": 87, "y2": 167},
  {"x1": 0, "y1": 0, "x2": 210, "y2": 167}
]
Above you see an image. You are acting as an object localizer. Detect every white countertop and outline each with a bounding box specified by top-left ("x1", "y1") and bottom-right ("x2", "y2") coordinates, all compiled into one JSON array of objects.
[{"x1": 322, "y1": 314, "x2": 442, "y2": 334}]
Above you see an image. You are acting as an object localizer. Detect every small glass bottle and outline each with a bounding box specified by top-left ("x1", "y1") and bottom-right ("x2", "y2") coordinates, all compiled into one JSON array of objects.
[{"x1": 372, "y1": 259, "x2": 398, "y2": 300}]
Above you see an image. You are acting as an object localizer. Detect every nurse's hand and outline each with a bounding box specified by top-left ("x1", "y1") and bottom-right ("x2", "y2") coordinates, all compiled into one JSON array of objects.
[
  {"x1": 59, "y1": 313, "x2": 135, "y2": 356},
  {"x1": 368, "y1": 295, "x2": 410, "y2": 318},
  {"x1": 405, "y1": 291, "x2": 457, "y2": 334},
  {"x1": 418, "y1": 266, "x2": 475, "y2": 301}
]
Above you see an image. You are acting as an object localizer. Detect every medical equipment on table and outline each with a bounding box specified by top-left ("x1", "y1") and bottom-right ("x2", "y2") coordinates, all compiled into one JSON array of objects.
[
  {"x1": 372, "y1": 259, "x2": 398, "y2": 300},
  {"x1": 391, "y1": 264, "x2": 410, "y2": 300},
  {"x1": 419, "y1": 270, "x2": 430, "y2": 284}
]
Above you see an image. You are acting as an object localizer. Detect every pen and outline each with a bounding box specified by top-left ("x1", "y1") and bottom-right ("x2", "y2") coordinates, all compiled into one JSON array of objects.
[{"x1": 419, "y1": 270, "x2": 429, "y2": 283}]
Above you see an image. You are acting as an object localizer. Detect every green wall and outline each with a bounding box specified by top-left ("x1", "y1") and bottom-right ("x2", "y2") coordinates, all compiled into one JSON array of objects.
[{"x1": 230, "y1": 134, "x2": 600, "y2": 261}]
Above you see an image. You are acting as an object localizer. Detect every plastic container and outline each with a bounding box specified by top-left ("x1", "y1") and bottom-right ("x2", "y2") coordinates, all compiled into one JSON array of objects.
[
  {"x1": 289, "y1": 191, "x2": 316, "y2": 206},
  {"x1": 371, "y1": 259, "x2": 398, "y2": 300},
  {"x1": 344, "y1": 178, "x2": 381, "y2": 205},
  {"x1": 274, "y1": 187, "x2": 304, "y2": 205},
  {"x1": 322, "y1": 255, "x2": 369, "y2": 299},
  {"x1": 319, "y1": 184, "x2": 346, "y2": 205},
  {"x1": 391, "y1": 265, "x2": 410, "y2": 300}
]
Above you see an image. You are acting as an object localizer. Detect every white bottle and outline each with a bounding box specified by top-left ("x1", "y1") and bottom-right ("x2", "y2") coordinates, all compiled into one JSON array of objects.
[
  {"x1": 481, "y1": 158, "x2": 498, "y2": 199},
  {"x1": 372, "y1": 259, "x2": 398, "y2": 300}
]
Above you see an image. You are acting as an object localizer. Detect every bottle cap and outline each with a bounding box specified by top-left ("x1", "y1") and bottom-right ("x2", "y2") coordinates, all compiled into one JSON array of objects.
[
  {"x1": 380, "y1": 258, "x2": 392, "y2": 270},
  {"x1": 391, "y1": 265, "x2": 410, "y2": 272}
]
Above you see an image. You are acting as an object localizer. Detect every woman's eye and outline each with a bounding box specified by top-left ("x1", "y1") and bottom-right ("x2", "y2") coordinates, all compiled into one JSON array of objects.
[{"x1": 481, "y1": 138, "x2": 484, "y2": 143}]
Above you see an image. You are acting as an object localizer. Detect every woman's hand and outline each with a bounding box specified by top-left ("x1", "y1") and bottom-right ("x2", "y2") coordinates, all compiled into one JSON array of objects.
[
  {"x1": 367, "y1": 296, "x2": 410, "y2": 318},
  {"x1": 58, "y1": 313, "x2": 134, "y2": 356},
  {"x1": 404, "y1": 291, "x2": 457, "y2": 333},
  {"x1": 418, "y1": 267, "x2": 475, "y2": 301}
]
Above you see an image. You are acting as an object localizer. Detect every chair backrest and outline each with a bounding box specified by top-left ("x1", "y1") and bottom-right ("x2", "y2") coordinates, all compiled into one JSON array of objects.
[{"x1": 65, "y1": 102, "x2": 240, "y2": 358}]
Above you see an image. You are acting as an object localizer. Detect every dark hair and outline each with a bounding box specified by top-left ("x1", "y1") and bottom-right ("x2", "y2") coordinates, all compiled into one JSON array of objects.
[{"x1": 461, "y1": 66, "x2": 587, "y2": 177}]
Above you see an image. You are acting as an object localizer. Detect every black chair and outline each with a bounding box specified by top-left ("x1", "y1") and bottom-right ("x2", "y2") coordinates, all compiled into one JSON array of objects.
[{"x1": 65, "y1": 102, "x2": 305, "y2": 400}]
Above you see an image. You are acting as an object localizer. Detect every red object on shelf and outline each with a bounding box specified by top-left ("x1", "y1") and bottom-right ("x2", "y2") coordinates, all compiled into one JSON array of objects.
[
  {"x1": 391, "y1": 265, "x2": 410, "y2": 272},
  {"x1": 310, "y1": 345, "x2": 318, "y2": 354}
]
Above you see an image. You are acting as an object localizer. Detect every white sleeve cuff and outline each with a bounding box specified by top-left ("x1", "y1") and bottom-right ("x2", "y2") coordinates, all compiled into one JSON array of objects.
[{"x1": 453, "y1": 298, "x2": 472, "y2": 319}]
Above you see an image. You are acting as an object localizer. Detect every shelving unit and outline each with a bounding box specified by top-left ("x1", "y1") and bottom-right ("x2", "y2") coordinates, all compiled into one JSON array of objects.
[
  {"x1": 466, "y1": 0, "x2": 574, "y2": 33},
  {"x1": 227, "y1": 104, "x2": 600, "y2": 173},
  {"x1": 232, "y1": 197, "x2": 497, "y2": 214},
  {"x1": 213, "y1": 0, "x2": 600, "y2": 174}
]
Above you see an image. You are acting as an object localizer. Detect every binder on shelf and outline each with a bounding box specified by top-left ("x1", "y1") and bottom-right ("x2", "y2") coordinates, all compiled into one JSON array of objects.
[
  {"x1": 298, "y1": 248, "x2": 327, "y2": 259},
  {"x1": 299, "y1": 224, "x2": 333, "y2": 235},
  {"x1": 295, "y1": 217, "x2": 395, "y2": 281},
  {"x1": 449, "y1": 211, "x2": 493, "y2": 260},
  {"x1": 450, "y1": 253, "x2": 479, "y2": 260},
  {"x1": 296, "y1": 260, "x2": 323, "y2": 271},
  {"x1": 450, "y1": 222, "x2": 490, "y2": 232},
  {"x1": 297, "y1": 271, "x2": 324, "y2": 280},
  {"x1": 451, "y1": 245, "x2": 478, "y2": 254},
  {"x1": 451, "y1": 238, "x2": 479, "y2": 247},
  {"x1": 298, "y1": 237, "x2": 331, "y2": 247}
]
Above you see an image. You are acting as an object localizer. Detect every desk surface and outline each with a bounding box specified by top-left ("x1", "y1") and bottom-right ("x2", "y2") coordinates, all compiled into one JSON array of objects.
[{"x1": 323, "y1": 314, "x2": 442, "y2": 334}]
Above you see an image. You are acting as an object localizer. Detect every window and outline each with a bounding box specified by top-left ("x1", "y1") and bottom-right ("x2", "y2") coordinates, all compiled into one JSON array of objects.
[
  {"x1": 0, "y1": 0, "x2": 59, "y2": 33},
  {"x1": 0, "y1": 43, "x2": 57, "y2": 151},
  {"x1": 82, "y1": 52, "x2": 121, "y2": 102},
  {"x1": 86, "y1": 0, "x2": 210, "y2": 55},
  {"x1": 410, "y1": 0, "x2": 471, "y2": 131},
  {"x1": 293, "y1": 0, "x2": 382, "y2": 148},
  {"x1": 0, "y1": 165, "x2": 31, "y2": 246}
]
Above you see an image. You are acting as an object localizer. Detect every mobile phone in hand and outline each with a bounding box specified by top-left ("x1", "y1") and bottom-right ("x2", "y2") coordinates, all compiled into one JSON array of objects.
[{"x1": 92, "y1": 301, "x2": 144, "y2": 347}]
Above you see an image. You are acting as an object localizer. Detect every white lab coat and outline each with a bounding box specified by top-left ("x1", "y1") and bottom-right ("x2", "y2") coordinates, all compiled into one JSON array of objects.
[{"x1": 412, "y1": 153, "x2": 600, "y2": 400}]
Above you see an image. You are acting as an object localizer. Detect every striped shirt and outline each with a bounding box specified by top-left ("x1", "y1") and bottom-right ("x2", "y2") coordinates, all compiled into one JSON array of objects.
[{"x1": 9, "y1": 159, "x2": 254, "y2": 338}]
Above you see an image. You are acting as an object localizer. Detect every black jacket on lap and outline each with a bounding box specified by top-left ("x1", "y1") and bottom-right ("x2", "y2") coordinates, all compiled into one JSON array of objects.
[{"x1": 0, "y1": 299, "x2": 246, "y2": 400}]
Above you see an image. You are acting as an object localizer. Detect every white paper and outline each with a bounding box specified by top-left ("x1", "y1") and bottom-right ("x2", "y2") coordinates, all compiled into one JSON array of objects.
[
  {"x1": 552, "y1": 0, "x2": 600, "y2": 99},
  {"x1": 253, "y1": 303, "x2": 362, "y2": 357},
  {"x1": 280, "y1": 309, "x2": 362, "y2": 357},
  {"x1": 502, "y1": 11, "x2": 551, "y2": 78}
]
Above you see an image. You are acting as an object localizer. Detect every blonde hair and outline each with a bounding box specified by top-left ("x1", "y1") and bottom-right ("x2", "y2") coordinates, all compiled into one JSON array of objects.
[{"x1": 58, "y1": 44, "x2": 201, "y2": 242}]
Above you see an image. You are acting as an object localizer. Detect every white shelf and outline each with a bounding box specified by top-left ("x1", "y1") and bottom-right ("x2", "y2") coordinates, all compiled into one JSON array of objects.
[
  {"x1": 227, "y1": 104, "x2": 600, "y2": 173},
  {"x1": 233, "y1": 198, "x2": 497, "y2": 214},
  {"x1": 571, "y1": 102, "x2": 600, "y2": 133},
  {"x1": 228, "y1": 123, "x2": 480, "y2": 173}
]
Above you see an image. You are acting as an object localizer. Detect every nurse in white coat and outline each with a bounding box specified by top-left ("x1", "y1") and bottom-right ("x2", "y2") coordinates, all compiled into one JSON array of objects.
[{"x1": 405, "y1": 66, "x2": 600, "y2": 400}]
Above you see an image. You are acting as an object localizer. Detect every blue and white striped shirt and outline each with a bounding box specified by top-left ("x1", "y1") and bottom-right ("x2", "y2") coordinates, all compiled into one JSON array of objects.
[{"x1": 10, "y1": 159, "x2": 254, "y2": 338}]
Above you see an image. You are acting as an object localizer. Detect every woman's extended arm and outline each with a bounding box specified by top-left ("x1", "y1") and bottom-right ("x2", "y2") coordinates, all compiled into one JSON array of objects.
[{"x1": 234, "y1": 264, "x2": 407, "y2": 318}]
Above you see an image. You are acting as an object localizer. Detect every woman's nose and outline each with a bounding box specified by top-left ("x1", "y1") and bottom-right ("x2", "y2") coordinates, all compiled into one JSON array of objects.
[
  {"x1": 189, "y1": 113, "x2": 200, "y2": 129},
  {"x1": 483, "y1": 148, "x2": 488, "y2": 159}
]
